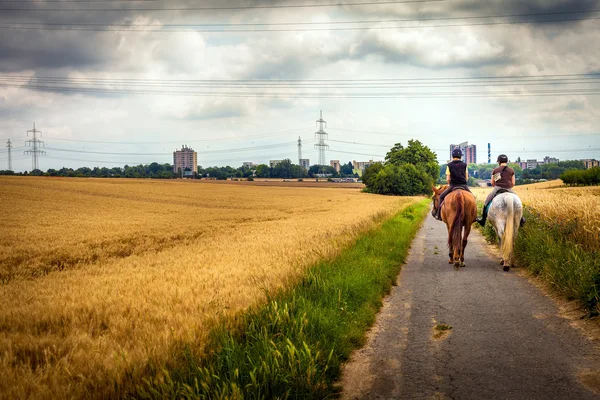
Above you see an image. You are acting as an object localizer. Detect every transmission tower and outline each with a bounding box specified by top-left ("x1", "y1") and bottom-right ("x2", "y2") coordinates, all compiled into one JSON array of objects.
[
  {"x1": 24, "y1": 122, "x2": 46, "y2": 171},
  {"x1": 298, "y1": 136, "x2": 302, "y2": 164},
  {"x1": 314, "y1": 110, "x2": 328, "y2": 166},
  {"x1": 6, "y1": 139, "x2": 12, "y2": 171}
]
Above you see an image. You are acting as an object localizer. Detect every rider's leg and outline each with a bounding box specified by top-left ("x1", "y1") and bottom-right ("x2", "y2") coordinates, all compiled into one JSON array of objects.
[
  {"x1": 435, "y1": 186, "x2": 452, "y2": 220},
  {"x1": 478, "y1": 187, "x2": 498, "y2": 226}
]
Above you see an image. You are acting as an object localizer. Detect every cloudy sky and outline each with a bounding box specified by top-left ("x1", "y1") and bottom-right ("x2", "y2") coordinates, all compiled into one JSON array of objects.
[{"x1": 1, "y1": 0, "x2": 599, "y2": 171}]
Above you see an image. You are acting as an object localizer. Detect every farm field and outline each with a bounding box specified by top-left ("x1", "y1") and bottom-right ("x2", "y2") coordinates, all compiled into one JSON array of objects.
[
  {"x1": 471, "y1": 180, "x2": 600, "y2": 251},
  {"x1": 0, "y1": 176, "x2": 417, "y2": 399},
  {"x1": 193, "y1": 178, "x2": 365, "y2": 189}
]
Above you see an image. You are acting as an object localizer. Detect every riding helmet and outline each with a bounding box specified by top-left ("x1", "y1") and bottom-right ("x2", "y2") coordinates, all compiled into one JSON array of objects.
[
  {"x1": 497, "y1": 154, "x2": 509, "y2": 163},
  {"x1": 451, "y1": 148, "x2": 462, "y2": 158}
]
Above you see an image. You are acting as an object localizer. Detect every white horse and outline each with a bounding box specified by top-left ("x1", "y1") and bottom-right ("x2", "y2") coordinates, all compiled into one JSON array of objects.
[{"x1": 487, "y1": 192, "x2": 523, "y2": 271}]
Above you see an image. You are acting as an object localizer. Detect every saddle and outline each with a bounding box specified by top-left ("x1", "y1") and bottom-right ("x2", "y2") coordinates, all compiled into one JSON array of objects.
[
  {"x1": 484, "y1": 188, "x2": 512, "y2": 212},
  {"x1": 439, "y1": 187, "x2": 474, "y2": 211}
]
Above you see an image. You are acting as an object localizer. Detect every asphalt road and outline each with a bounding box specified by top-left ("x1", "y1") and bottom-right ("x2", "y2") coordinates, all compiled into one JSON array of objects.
[{"x1": 340, "y1": 212, "x2": 600, "y2": 400}]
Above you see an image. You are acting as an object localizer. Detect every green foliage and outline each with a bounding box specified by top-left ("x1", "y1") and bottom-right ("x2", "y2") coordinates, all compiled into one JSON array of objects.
[
  {"x1": 254, "y1": 164, "x2": 270, "y2": 178},
  {"x1": 365, "y1": 140, "x2": 436, "y2": 195},
  {"x1": 137, "y1": 200, "x2": 430, "y2": 399},
  {"x1": 560, "y1": 167, "x2": 600, "y2": 186},
  {"x1": 308, "y1": 165, "x2": 338, "y2": 178},
  {"x1": 361, "y1": 163, "x2": 383, "y2": 187},
  {"x1": 269, "y1": 159, "x2": 307, "y2": 179},
  {"x1": 367, "y1": 164, "x2": 432, "y2": 196},
  {"x1": 514, "y1": 209, "x2": 600, "y2": 316},
  {"x1": 339, "y1": 161, "x2": 356, "y2": 177},
  {"x1": 385, "y1": 140, "x2": 438, "y2": 180},
  {"x1": 520, "y1": 160, "x2": 586, "y2": 182}
]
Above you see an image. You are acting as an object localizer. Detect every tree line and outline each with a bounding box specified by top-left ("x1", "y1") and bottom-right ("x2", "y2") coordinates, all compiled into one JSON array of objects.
[
  {"x1": 560, "y1": 166, "x2": 600, "y2": 186},
  {"x1": 0, "y1": 159, "x2": 359, "y2": 180}
]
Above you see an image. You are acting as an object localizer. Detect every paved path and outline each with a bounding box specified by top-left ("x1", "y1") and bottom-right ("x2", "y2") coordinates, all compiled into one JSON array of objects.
[{"x1": 341, "y1": 213, "x2": 600, "y2": 400}]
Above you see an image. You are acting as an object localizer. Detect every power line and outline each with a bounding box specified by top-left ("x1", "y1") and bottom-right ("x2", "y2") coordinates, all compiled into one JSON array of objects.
[
  {"x1": 4, "y1": 82, "x2": 600, "y2": 98},
  {"x1": 3, "y1": 76, "x2": 600, "y2": 89},
  {"x1": 328, "y1": 128, "x2": 600, "y2": 139},
  {"x1": 4, "y1": 72, "x2": 599, "y2": 84},
  {"x1": 2, "y1": 9, "x2": 599, "y2": 29},
  {"x1": 1, "y1": 15, "x2": 598, "y2": 32},
  {"x1": 44, "y1": 141, "x2": 301, "y2": 156},
  {"x1": 0, "y1": 0, "x2": 445, "y2": 12},
  {"x1": 42, "y1": 127, "x2": 309, "y2": 144}
]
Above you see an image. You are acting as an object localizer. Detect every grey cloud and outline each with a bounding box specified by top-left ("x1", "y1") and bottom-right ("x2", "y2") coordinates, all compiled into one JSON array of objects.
[{"x1": 347, "y1": 30, "x2": 513, "y2": 69}]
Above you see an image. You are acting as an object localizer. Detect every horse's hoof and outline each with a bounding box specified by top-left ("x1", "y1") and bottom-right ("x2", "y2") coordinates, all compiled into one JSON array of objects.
[
  {"x1": 503, "y1": 265, "x2": 510, "y2": 272},
  {"x1": 460, "y1": 262, "x2": 466, "y2": 268},
  {"x1": 448, "y1": 260, "x2": 453, "y2": 264},
  {"x1": 454, "y1": 263, "x2": 460, "y2": 270},
  {"x1": 499, "y1": 259, "x2": 504, "y2": 265}
]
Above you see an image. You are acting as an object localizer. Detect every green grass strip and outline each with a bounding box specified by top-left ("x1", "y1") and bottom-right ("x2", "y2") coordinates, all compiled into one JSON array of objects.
[
  {"x1": 136, "y1": 198, "x2": 430, "y2": 399},
  {"x1": 477, "y1": 203, "x2": 600, "y2": 316}
]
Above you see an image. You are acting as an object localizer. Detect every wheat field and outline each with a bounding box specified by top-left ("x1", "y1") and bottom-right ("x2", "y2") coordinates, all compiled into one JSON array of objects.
[
  {"x1": 470, "y1": 180, "x2": 600, "y2": 251},
  {"x1": 0, "y1": 176, "x2": 417, "y2": 399}
]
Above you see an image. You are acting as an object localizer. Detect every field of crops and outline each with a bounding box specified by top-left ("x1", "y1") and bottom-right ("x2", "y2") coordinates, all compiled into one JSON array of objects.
[
  {"x1": 471, "y1": 180, "x2": 600, "y2": 251},
  {"x1": 0, "y1": 176, "x2": 416, "y2": 399}
]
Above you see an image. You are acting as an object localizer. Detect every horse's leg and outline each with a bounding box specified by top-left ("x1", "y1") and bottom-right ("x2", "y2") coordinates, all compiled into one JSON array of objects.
[
  {"x1": 453, "y1": 236, "x2": 461, "y2": 270},
  {"x1": 447, "y1": 223, "x2": 454, "y2": 264},
  {"x1": 461, "y1": 224, "x2": 471, "y2": 267},
  {"x1": 496, "y1": 224, "x2": 505, "y2": 265}
]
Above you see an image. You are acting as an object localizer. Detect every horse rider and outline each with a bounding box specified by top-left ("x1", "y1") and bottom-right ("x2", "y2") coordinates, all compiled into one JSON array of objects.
[
  {"x1": 477, "y1": 154, "x2": 526, "y2": 227},
  {"x1": 433, "y1": 148, "x2": 473, "y2": 221}
]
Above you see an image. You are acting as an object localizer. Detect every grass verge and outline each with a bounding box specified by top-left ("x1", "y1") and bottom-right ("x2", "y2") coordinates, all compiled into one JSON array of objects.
[
  {"x1": 477, "y1": 203, "x2": 600, "y2": 317},
  {"x1": 136, "y1": 198, "x2": 430, "y2": 399}
]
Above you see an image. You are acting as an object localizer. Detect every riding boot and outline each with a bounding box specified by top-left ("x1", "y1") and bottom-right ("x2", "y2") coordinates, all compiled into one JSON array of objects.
[{"x1": 477, "y1": 206, "x2": 488, "y2": 227}]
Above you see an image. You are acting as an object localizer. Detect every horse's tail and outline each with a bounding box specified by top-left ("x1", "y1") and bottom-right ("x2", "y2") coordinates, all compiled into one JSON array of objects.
[
  {"x1": 449, "y1": 191, "x2": 464, "y2": 251},
  {"x1": 501, "y1": 196, "x2": 515, "y2": 264}
]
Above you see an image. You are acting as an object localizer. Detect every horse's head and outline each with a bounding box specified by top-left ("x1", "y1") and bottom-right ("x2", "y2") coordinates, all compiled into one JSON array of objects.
[{"x1": 431, "y1": 185, "x2": 447, "y2": 211}]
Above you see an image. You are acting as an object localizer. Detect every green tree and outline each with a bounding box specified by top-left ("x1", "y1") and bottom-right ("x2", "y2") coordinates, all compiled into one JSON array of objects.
[
  {"x1": 340, "y1": 161, "x2": 354, "y2": 176},
  {"x1": 255, "y1": 164, "x2": 270, "y2": 178},
  {"x1": 362, "y1": 163, "x2": 383, "y2": 186},
  {"x1": 365, "y1": 140, "x2": 436, "y2": 196},
  {"x1": 385, "y1": 140, "x2": 438, "y2": 180}
]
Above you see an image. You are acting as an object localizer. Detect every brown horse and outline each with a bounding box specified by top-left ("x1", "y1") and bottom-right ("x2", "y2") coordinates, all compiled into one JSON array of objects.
[{"x1": 432, "y1": 185, "x2": 478, "y2": 269}]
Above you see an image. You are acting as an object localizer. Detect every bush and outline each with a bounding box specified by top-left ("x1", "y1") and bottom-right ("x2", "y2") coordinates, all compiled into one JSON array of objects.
[
  {"x1": 560, "y1": 167, "x2": 600, "y2": 186},
  {"x1": 366, "y1": 164, "x2": 433, "y2": 196},
  {"x1": 247, "y1": 177, "x2": 254, "y2": 181}
]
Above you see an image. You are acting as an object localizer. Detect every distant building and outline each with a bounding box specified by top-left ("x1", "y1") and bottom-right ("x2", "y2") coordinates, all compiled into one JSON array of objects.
[
  {"x1": 352, "y1": 160, "x2": 373, "y2": 172},
  {"x1": 242, "y1": 162, "x2": 256, "y2": 169},
  {"x1": 583, "y1": 159, "x2": 600, "y2": 169},
  {"x1": 449, "y1": 141, "x2": 477, "y2": 164},
  {"x1": 269, "y1": 160, "x2": 283, "y2": 168},
  {"x1": 173, "y1": 145, "x2": 197, "y2": 176},
  {"x1": 330, "y1": 160, "x2": 341, "y2": 173},
  {"x1": 299, "y1": 158, "x2": 310, "y2": 170},
  {"x1": 352, "y1": 160, "x2": 375, "y2": 177},
  {"x1": 520, "y1": 156, "x2": 559, "y2": 170},
  {"x1": 526, "y1": 159, "x2": 539, "y2": 170},
  {"x1": 543, "y1": 156, "x2": 559, "y2": 164}
]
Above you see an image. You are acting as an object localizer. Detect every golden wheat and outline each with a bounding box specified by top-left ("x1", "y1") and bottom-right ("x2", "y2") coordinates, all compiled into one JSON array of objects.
[{"x1": 0, "y1": 176, "x2": 418, "y2": 399}]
